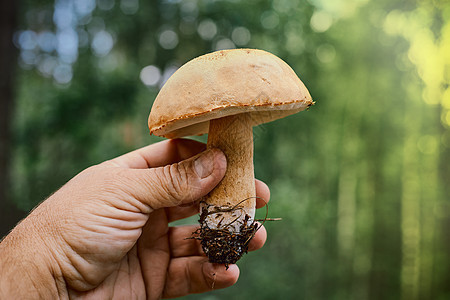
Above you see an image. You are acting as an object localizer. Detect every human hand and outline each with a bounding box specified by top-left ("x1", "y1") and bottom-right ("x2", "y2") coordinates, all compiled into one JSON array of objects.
[{"x1": 0, "y1": 139, "x2": 270, "y2": 299}]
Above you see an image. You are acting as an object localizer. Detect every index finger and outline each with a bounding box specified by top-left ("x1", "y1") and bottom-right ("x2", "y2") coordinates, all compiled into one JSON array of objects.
[{"x1": 107, "y1": 138, "x2": 206, "y2": 169}]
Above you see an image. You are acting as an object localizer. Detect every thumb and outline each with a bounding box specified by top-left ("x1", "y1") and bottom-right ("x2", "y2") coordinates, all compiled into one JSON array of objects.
[{"x1": 126, "y1": 148, "x2": 226, "y2": 210}]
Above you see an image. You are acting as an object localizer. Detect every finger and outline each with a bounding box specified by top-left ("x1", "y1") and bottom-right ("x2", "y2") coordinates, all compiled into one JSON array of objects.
[
  {"x1": 166, "y1": 179, "x2": 271, "y2": 222},
  {"x1": 138, "y1": 209, "x2": 170, "y2": 300},
  {"x1": 107, "y1": 138, "x2": 206, "y2": 169},
  {"x1": 121, "y1": 148, "x2": 227, "y2": 210},
  {"x1": 169, "y1": 225, "x2": 203, "y2": 258},
  {"x1": 165, "y1": 201, "x2": 200, "y2": 223},
  {"x1": 255, "y1": 179, "x2": 270, "y2": 209},
  {"x1": 168, "y1": 224, "x2": 267, "y2": 258},
  {"x1": 247, "y1": 223, "x2": 267, "y2": 251},
  {"x1": 162, "y1": 257, "x2": 239, "y2": 298}
]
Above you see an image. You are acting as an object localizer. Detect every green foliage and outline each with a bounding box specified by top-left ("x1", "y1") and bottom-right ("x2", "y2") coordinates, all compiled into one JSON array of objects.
[{"x1": 10, "y1": 0, "x2": 450, "y2": 299}]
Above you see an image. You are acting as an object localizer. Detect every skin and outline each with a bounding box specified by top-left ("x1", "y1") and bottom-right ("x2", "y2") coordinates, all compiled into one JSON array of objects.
[{"x1": 0, "y1": 139, "x2": 270, "y2": 299}]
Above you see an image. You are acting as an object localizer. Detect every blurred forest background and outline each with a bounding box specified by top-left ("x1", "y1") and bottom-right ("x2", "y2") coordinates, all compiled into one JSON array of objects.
[{"x1": 1, "y1": 0, "x2": 449, "y2": 299}]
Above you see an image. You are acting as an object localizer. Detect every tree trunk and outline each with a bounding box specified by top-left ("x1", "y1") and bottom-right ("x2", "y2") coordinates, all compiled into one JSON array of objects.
[{"x1": 0, "y1": 0, "x2": 26, "y2": 238}]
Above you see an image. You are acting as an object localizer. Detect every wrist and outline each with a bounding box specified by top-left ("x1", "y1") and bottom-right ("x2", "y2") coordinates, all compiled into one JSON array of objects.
[{"x1": 0, "y1": 215, "x2": 65, "y2": 298}]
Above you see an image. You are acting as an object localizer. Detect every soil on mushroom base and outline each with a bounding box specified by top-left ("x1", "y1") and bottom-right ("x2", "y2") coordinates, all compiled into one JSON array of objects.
[{"x1": 191, "y1": 203, "x2": 259, "y2": 269}]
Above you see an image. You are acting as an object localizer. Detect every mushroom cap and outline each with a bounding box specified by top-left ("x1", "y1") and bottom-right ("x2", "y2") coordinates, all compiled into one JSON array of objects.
[{"x1": 148, "y1": 49, "x2": 313, "y2": 138}]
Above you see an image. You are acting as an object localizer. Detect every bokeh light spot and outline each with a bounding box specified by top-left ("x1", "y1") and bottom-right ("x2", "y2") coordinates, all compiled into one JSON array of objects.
[
  {"x1": 140, "y1": 65, "x2": 161, "y2": 87},
  {"x1": 260, "y1": 11, "x2": 279, "y2": 29},
  {"x1": 37, "y1": 55, "x2": 58, "y2": 77},
  {"x1": 53, "y1": 63, "x2": 73, "y2": 84},
  {"x1": 18, "y1": 30, "x2": 38, "y2": 50},
  {"x1": 180, "y1": 0, "x2": 198, "y2": 22},
  {"x1": 56, "y1": 28, "x2": 79, "y2": 63},
  {"x1": 20, "y1": 50, "x2": 37, "y2": 66},
  {"x1": 53, "y1": 2, "x2": 75, "y2": 29},
  {"x1": 197, "y1": 19, "x2": 217, "y2": 41},
  {"x1": 310, "y1": 10, "x2": 333, "y2": 32},
  {"x1": 158, "y1": 30, "x2": 179, "y2": 50},
  {"x1": 74, "y1": 0, "x2": 96, "y2": 18},
  {"x1": 120, "y1": 0, "x2": 139, "y2": 15},
  {"x1": 37, "y1": 31, "x2": 56, "y2": 53},
  {"x1": 92, "y1": 30, "x2": 114, "y2": 57},
  {"x1": 231, "y1": 27, "x2": 251, "y2": 46},
  {"x1": 215, "y1": 38, "x2": 235, "y2": 51},
  {"x1": 316, "y1": 44, "x2": 336, "y2": 63}
]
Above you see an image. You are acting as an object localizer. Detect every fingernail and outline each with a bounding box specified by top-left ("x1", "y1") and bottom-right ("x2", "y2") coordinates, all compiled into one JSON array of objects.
[{"x1": 194, "y1": 150, "x2": 216, "y2": 178}]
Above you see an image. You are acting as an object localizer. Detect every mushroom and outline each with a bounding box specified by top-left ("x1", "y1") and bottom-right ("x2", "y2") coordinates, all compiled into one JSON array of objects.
[{"x1": 148, "y1": 49, "x2": 313, "y2": 265}]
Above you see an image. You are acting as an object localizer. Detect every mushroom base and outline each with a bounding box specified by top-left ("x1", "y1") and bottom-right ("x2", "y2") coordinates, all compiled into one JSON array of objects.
[
  {"x1": 198, "y1": 224, "x2": 258, "y2": 267},
  {"x1": 195, "y1": 203, "x2": 259, "y2": 268}
]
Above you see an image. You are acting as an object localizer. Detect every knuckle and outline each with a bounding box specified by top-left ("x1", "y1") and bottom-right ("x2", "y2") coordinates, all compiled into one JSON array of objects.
[
  {"x1": 155, "y1": 163, "x2": 191, "y2": 203},
  {"x1": 92, "y1": 167, "x2": 131, "y2": 198}
]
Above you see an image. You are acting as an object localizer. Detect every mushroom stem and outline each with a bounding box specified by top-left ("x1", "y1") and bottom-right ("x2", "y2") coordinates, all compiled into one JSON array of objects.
[{"x1": 199, "y1": 113, "x2": 257, "y2": 265}]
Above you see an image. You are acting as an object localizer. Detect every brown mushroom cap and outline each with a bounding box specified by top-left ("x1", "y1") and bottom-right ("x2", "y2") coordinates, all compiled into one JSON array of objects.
[{"x1": 148, "y1": 49, "x2": 313, "y2": 139}]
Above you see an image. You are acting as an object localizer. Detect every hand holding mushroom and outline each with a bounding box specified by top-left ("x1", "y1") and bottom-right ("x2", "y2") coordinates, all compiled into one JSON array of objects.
[
  {"x1": 148, "y1": 49, "x2": 313, "y2": 265},
  {"x1": 0, "y1": 139, "x2": 270, "y2": 298}
]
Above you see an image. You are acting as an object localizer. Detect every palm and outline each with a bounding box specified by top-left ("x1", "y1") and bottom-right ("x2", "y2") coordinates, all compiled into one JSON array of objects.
[
  {"x1": 68, "y1": 247, "x2": 146, "y2": 299},
  {"x1": 67, "y1": 208, "x2": 170, "y2": 299},
  {"x1": 67, "y1": 204, "x2": 242, "y2": 299}
]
